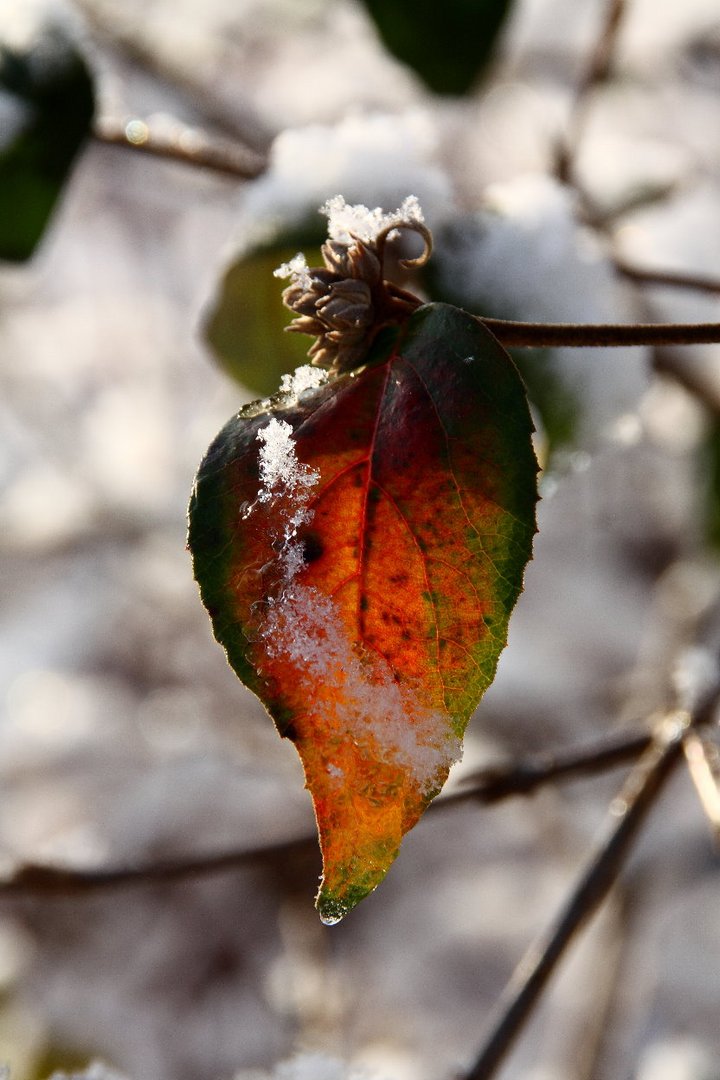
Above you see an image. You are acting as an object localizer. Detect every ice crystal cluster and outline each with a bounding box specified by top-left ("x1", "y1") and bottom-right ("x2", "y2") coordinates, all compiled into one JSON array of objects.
[{"x1": 274, "y1": 195, "x2": 431, "y2": 373}]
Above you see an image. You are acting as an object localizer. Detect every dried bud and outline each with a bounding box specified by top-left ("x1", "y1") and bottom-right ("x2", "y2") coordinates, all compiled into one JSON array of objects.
[
  {"x1": 275, "y1": 196, "x2": 432, "y2": 374},
  {"x1": 322, "y1": 239, "x2": 382, "y2": 285}
]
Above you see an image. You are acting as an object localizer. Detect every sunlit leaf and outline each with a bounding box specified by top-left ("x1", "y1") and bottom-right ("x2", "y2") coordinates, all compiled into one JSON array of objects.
[
  {"x1": 0, "y1": 21, "x2": 94, "y2": 262},
  {"x1": 361, "y1": 0, "x2": 514, "y2": 95},
  {"x1": 189, "y1": 302, "x2": 537, "y2": 921}
]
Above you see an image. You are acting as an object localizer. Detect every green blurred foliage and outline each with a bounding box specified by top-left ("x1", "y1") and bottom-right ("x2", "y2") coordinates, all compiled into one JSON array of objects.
[
  {"x1": 360, "y1": 0, "x2": 514, "y2": 95},
  {"x1": 0, "y1": 24, "x2": 94, "y2": 262},
  {"x1": 203, "y1": 234, "x2": 325, "y2": 397}
]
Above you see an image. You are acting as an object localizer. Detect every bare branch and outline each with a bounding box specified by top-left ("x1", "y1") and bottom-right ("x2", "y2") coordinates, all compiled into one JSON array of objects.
[
  {"x1": 462, "y1": 673, "x2": 720, "y2": 1080},
  {"x1": 683, "y1": 732, "x2": 720, "y2": 839},
  {"x1": 555, "y1": 0, "x2": 628, "y2": 184},
  {"x1": 439, "y1": 729, "x2": 651, "y2": 808},
  {"x1": 94, "y1": 117, "x2": 267, "y2": 181},
  {"x1": 0, "y1": 835, "x2": 317, "y2": 898},
  {"x1": 0, "y1": 728, "x2": 652, "y2": 899},
  {"x1": 615, "y1": 259, "x2": 720, "y2": 297},
  {"x1": 462, "y1": 710, "x2": 689, "y2": 1080}
]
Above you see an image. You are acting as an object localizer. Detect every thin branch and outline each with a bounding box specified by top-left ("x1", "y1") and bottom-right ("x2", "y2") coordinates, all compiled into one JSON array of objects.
[
  {"x1": 0, "y1": 835, "x2": 317, "y2": 897},
  {"x1": 463, "y1": 667, "x2": 720, "y2": 1080},
  {"x1": 439, "y1": 729, "x2": 651, "y2": 808},
  {"x1": 481, "y1": 317, "x2": 720, "y2": 349},
  {"x1": 615, "y1": 259, "x2": 720, "y2": 297},
  {"x1": 462, "y1": 709, "x2": 690, "y2": 1080},
  {"x1": 94, "y1": 117, "x2": 267, "y2": 180},
  {"x1": 555, "y1": 0, "x2": 627, "y2": 184},
  {"x1": 683, "y1": 732, "x2": 720, "y2": 838},
  {"x1": 0, "y1": 728, "x2": 653, "y2": 899}
]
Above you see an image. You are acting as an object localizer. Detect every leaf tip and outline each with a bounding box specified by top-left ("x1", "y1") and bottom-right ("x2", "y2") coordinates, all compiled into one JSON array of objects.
[{"x1": 316, "y1": 882, "x2": 375, "y2": 926}]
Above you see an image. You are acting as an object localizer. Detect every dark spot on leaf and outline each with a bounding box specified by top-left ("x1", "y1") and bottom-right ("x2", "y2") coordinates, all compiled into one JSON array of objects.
[{"x1": 300, "y1": 531, "x2": 324, "y2": 563}]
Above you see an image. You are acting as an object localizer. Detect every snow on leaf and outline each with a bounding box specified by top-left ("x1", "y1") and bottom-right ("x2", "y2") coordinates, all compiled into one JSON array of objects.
[
  {"x1": 279, "y1": 365, "x2": 329, "y2": 401},
  {"x1": 188, "y1": 303, "x2": 538, "y2": 922}
]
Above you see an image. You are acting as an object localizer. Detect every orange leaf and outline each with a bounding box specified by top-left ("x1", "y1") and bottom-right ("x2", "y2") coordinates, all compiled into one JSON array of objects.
[{"x1": 189, "y1": 303, "x2": 538, "y2": 922}]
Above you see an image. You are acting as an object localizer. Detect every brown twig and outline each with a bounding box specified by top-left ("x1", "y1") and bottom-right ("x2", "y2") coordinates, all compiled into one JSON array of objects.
[
  {"x1": 683, "y1": 732, "x2": 720, "y2": 838},
  {"x1": 0, "y1": 728, "x2": 653, "y2": 899},
  {"x1": 615, "y1": 260, "x2": 720, "y2": 297},
  {"x1": 463, "y1": 670, "x2": 720, "y2": 1080},
  {"x1": 94, "y1": 118, "x2": 267, "y2": 180},
  {"x1": 556, "y1": 0, "x2": 628, "y2": 184},
  {"x1": 462, "y1": 710, "x2": 689, "y2": 1080},
  {"x1": 439, "y1": 729, "x2": 651, "y2": 808}
]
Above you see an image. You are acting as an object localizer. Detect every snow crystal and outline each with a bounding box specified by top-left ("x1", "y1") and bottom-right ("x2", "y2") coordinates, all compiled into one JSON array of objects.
[
  {"x1": 253, "y1": 419, "x2": 320, "y2": 574},
  {"x1": 257, "y1": 420, "x2": 319, "y2": 504},
  {"x1": 279, "y1": 365, "x2": 329, "y2": 401},
  {"x1": 320, "y1": 194, "x2": 425, "y2": 245},
  {"x1": 273, "y1": 252, "x2": 311, "y2": 290}
]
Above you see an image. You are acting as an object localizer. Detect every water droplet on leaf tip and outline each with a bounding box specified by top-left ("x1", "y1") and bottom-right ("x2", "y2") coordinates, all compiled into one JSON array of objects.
[
  {"x1": 319, "y1": 911, "x2": 344, "y2": 927},
  {"x1": 317, "y1": 895, "x2": 348, "y2": 926}
]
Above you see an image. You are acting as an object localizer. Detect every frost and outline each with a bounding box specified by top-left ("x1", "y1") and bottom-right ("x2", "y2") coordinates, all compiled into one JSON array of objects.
[
  {"x1": 262, "y1": 585, "x2": 460, "y2": 792},
  {"x1": 257, "y1": 419, "x2": 319, "y2": 505},
  {"x1": 279, "y1": 365, "x2": 329, "y2": 401},
  {"x1": 273, "y1": 252, "x2": 311, "y2": 290},
  {"x1": 320, "y1": 194, "x2": 425, "y2": 245}
]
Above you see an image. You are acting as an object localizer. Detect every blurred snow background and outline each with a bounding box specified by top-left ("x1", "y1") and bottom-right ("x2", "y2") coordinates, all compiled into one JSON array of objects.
[{"x1": 0, "y1": 0, "x2": 720, "y2": 1078}]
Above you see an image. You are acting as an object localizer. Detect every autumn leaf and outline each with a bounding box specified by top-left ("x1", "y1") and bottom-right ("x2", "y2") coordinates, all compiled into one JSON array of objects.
[{"x1": 189, "y1": 198, "x2": 538, "y2": 922}]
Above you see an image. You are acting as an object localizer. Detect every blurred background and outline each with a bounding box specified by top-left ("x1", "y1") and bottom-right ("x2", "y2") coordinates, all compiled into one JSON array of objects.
[{"x1": 1, "y1": 0, "x2": 720, "y2": 1077}]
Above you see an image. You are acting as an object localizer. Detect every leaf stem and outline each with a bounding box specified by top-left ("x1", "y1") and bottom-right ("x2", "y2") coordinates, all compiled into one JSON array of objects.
[{"x1": 480, "y1": 317, "x2": 720, "y2": 349}]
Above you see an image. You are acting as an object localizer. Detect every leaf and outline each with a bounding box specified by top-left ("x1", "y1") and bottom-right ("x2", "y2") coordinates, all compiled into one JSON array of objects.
[
  {"x1": 0, "y1": 21, "x2": 94, "y2": 262},
  {"x1": 189, "y1": 303, "x2": 538, "y2": 922},
  {"x1": 360, "y1": 0, "x2": 514, "y2": 95},
  {"x1": 203, "y1": 237, "x2": 325, "y2": 396}
]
